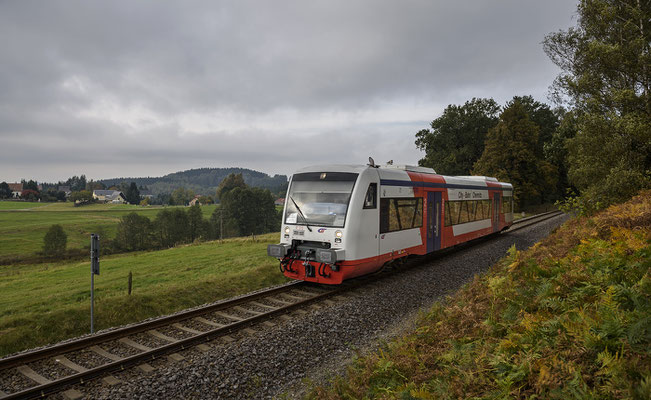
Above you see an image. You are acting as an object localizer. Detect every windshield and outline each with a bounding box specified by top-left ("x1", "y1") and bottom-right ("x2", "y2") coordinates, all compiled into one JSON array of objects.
[{"x1": 284, "y1": 172, "x2": 358, "y2": 228}]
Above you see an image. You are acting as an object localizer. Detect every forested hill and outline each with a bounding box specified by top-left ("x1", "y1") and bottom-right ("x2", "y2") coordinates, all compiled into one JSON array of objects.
[{"x1": 99, "y1": 167, "x2": 288, "y2": 196}]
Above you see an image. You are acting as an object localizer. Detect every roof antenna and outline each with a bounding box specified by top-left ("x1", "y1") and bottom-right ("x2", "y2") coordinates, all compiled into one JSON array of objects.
[{"x1": 368, "y1": 157, "x2": 377, "y2": 168}]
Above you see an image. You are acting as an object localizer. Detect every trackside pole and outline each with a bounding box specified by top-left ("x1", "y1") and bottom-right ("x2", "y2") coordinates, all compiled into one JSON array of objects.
[{"x1": 90, "y1": 234, "x2": 100, "y2": 333}]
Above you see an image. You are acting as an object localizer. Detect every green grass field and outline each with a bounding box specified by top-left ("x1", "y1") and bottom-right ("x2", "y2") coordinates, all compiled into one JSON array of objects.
[
  {"x1": 0, "y1": 201, "x2": 218, "y2": 261},
  {"x1": 0, "y1": 232, "x2": 286, "y2": 356}
]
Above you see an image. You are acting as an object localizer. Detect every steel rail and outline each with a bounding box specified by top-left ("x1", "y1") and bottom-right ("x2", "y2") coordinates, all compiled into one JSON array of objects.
[
  {"x1": 0, "y1": 281, "x2": 309, "y2": 370},
  {"x1": 1, "y1": 285, "x2": 345, "y2": 400}
]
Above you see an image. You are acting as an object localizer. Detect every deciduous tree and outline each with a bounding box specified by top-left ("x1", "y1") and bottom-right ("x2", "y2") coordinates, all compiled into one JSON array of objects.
[
  {"x1": 473, "y1": 101, "x2": 557, "y2": 207},
  {"x1": 543, "y1": 0, "x2": 651, "y2": 208},
  {"x1": 187, "y1": 204, "x2": 205, "y2": 242},
  {"x1": 115, "y1": 213, "x2": 153, "y2": 251},
  {"x1": 0, "y1": 182, "x2": 11, "y2": 199},
  {"x1": 170, "y1": 187, "x2": 194, "y2": 206},
  {"x1": 415, "y1": 98, "x2": 500, "y2": 175},
  {"x1": 69, "y1": 190, "x2": 93, "y2": 203},
  {"x1": 216, "y1": 173, "x2": 246, "y2": 201}
]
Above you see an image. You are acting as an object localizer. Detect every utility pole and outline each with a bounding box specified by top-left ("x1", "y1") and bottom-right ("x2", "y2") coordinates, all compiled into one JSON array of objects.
[{"x1": 220, "y1": 208, "x2": 223, "y2": 243}]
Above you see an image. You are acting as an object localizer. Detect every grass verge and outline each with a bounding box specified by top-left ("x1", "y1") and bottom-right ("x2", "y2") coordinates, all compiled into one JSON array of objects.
[
  {"x1": 0, "y1": 232, "x2": 285, "y2": 357},
  {"x1": 310, "y1": 191, "x2": 650, "y2": 399}
]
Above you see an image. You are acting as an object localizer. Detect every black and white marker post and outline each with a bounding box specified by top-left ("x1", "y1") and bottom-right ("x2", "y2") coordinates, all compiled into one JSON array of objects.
[{"x1": 90, "y1": 233, "x2": 100, "y2": 333}]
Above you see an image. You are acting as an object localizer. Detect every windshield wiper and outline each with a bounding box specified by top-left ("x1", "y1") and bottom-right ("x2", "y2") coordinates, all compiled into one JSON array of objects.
[{"x1": 289, "y1": 196, "x2": 312, "y2": 232}]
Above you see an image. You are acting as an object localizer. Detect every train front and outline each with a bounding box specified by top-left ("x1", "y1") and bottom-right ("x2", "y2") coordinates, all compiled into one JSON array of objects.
[{"x1": 267, "y1": 167, "x2": 361, "y2": 284}]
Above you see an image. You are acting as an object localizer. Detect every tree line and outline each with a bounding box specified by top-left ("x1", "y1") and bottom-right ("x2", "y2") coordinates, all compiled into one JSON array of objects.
[
  {"x1": 40, "y1": 174, "x2": 280, "y2": 258},
  {"x1": 416, "y1": 0, "x2": 649, "y2": 213},
  {"x1": 108, "y1": 175, "x2": 279, "y2": 253}
]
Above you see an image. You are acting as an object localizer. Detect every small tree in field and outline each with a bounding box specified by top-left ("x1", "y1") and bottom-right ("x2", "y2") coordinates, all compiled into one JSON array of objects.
[{"x1": 43, "y1": 224, "x2": 67, "y2": 257}]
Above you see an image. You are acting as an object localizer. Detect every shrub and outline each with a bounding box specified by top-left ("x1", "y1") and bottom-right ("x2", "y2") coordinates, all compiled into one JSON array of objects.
[{"x1": 43, "y1": 224, "x2": 67, "y2": 257}]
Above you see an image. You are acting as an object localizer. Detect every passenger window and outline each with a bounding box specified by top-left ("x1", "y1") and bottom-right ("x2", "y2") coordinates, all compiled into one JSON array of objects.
[
  {"x1": 380, "y1": 197, "x2": 423, "y2": 233},
  {"x1": 363, "y1": 183, "x2": 377, "y2": 209}
]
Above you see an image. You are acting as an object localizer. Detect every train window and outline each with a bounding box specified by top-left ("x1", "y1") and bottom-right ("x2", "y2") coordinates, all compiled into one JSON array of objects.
[
  {"x1": 458, "y1": 201, "x2": 470, "y2": 224},
  {"x1": 444, "y1": 199, "x2": 492, "y2": 226},
  {"x1": 380, "y1": 198, "x2": 423, "y2": 233},
  {"x1": 284, "y1": 172, "x2": 358, "y2": 228},
  {"x1": 501, "y1": 195, "x2": 513, "y2": 213},
  {"x1": 363, "y1": 183, "x2": 377, "y2": 209}
]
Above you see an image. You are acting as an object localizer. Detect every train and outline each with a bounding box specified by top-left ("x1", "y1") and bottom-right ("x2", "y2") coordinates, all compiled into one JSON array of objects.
[{"x1": 267, "y1": 160, "x2": 514, "y2": 284}]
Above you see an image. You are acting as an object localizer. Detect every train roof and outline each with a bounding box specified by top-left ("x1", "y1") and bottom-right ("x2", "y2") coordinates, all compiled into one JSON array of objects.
[{"x1": 291, "y1": 164, "x2": 512, "y2": 188}]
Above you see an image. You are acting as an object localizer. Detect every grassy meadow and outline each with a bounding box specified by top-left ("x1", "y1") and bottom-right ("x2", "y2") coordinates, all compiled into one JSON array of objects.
[
  {"x1": 311, "y1": 191, "x2": 650, "y2": 399},
  {"x1": 0, "y1": 232, "x2": 286, "y2": 356},
  {"x1": 0, "y1": 201, "x2": 218, "y2": 262}
]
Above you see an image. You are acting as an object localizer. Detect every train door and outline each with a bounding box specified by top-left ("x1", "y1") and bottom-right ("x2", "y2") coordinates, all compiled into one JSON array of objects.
[
  {"x1": 492, "y1": 192, "x2": 500, "y2": 232},
  {"x1": 426, "y1": 191, "x2": 442, "y2": 252}
]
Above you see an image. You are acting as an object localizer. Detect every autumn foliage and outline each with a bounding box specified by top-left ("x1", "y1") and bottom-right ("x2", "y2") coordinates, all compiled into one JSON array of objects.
[{"x1": 311, "y1": 191, "x2": 651, "y2": 399}]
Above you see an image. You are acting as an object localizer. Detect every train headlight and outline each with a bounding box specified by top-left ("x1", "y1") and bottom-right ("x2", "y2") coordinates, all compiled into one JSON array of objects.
[
  {"x1": 335, "y1": 230, "x2": 343, "y2": 238},
  {"x1": 284, "y1": 226, "x2": 290, "y2": 234}
]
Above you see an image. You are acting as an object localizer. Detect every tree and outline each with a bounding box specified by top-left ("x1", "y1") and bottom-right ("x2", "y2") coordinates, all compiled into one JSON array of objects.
[
  {"x1": 66, "y1": 175, "x2": 87, "y2": 192},
  {"x1": 415, "y1": 98, "x2": 500, "y2": 175},
  {"x1": 219, "y1": 186, "x2": 278, "y2": 237},
  {"x1": 507, "y1": 95, "x2": 560, "y2": 156},
  {"x1": 43, "y1": 224, "x2": 67, "y2": 257},
  {"x1": 473, "y1": 101, "x2": 557, "y2": 207},
  {"x1": 198, "y1": 195, "x2": 214, "y2": 204},
  {"x1": 140, "y1": 197, "x2": 151, "y2": 206},
  {"x1": 115, "y1": 213, "x2": 153, "y2": 251},
  {"x1": 216, "y1": 173, "x2": 246, "y2": 201},
  {"x1": 125, "y1": 182, "x2": 140, "y2": 205},
  {"x1": 69, "y1": 190, "x2": 93, "y2": 203},
  {"x1": 86, "y1": 180, "x2": 106, "y2": 191},
  {"x1": 20, "y1": 189, "x2": 40, "y2": 201},
  {"x1": 543, "y1": 0, "x2": 651, "y2": 209},
  {"x1": 22, "y1": 179, "x2": 39, "y2": 192},
  {"x1": 0, "y1": 182, "x2": 11, "y2": 199},
  {"x1": 154, "y1": 208, "x2": 190, "y2": 247},
  {"x1": 187, "y1": 204, "x2": 205, "y2": 242},
  {"x1": 545, "y1": 110, "x2": 579, "y2": 197},
  {"x1": 170, "y1": 187, "x2": 194, "y2": 206}
]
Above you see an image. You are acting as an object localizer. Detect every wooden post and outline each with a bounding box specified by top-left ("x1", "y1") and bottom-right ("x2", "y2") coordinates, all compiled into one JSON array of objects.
[{"x1": 128, "y1": 271, "x2": 132, "y2": 295}]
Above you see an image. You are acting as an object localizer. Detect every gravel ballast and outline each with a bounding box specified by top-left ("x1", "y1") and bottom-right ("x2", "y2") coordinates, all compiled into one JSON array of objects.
[{"x1": 64, "y1": 215, "x2": 568, "y2": 399}]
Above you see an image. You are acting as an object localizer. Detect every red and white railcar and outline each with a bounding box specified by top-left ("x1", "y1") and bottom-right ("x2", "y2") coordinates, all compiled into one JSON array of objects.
[{"x1": 268, "y1": 163, "x2": 513, "y2": 284}]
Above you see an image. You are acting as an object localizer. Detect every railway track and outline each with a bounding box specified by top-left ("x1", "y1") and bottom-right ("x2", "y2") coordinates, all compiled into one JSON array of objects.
[{"x1": 0, "y1": 210, "x2": 563, "y2": 399}]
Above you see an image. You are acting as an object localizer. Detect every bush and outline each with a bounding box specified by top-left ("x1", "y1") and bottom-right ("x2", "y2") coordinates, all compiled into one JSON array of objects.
[{"x1": 43, "y1": 224, "x2": 67, "y2": 257}]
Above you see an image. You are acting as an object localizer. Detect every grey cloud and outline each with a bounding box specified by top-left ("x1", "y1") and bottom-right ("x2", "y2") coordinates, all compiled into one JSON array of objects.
[{"x1": 0, "y1": 0, "x2": 577, "y2": 182}]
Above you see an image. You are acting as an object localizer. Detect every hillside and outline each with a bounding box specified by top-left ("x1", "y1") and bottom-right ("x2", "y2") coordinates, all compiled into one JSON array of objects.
[
  {"x1": 311, "y1": 191, "x2": 651, "y2": 399},
  {"x1": 99, "y1": 167, "x2": 288, "y2": 197}
]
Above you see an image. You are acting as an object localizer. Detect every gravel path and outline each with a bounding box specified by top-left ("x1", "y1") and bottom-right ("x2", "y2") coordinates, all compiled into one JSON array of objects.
[{"x1": 68, "y1": 214, "x2": 568, "y2": 399}]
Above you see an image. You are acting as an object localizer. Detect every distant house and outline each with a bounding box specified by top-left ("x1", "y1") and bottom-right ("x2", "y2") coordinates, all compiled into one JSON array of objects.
[
  {"x1": 188, "y1": 195, "x2": 202, "y2": 206},
  {"x1": 93, "y1": 190, "x2": 126, "y2": 204},
  {"x1": 140, "y1": 189, "x2": 154, "y2": 199},
  {"x1": 8, "y1": 183, "x2": 23, "y2": 198},
  {"x1": 274, "y1": 198, "x2": 285, "y2": 206},
  {"x1": 58, "y1": 186, "x2": 71, "y2": 196}
]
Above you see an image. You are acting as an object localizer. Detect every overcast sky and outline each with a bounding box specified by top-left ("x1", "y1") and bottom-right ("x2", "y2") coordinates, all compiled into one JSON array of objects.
[{"x1": 0, "y1": 0, "x2": 578, "y2": 183}]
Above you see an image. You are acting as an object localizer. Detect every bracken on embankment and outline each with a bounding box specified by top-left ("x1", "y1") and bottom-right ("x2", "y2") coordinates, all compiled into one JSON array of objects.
[{"x1": 311, "y1": 191, "x2": 651, "y2": 399}]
